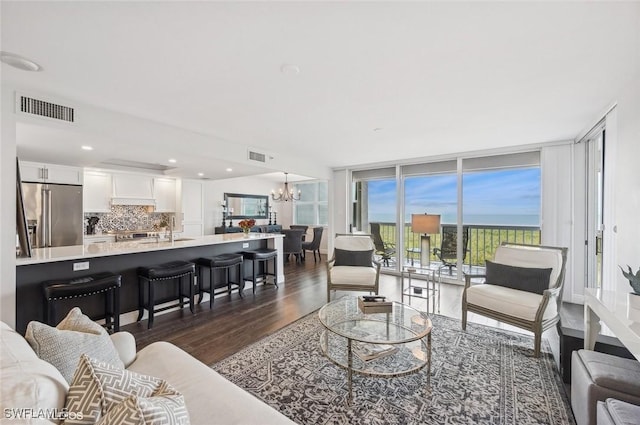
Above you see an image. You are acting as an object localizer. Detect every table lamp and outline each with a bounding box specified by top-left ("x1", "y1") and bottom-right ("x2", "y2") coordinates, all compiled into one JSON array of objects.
[{"x1": 411, "y1": 214, "x2": 441, "y2": 267}]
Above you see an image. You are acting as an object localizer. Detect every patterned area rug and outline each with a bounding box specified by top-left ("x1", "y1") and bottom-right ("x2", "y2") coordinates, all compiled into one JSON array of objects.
[{"x1": 213, "y1": 312, "x2": 575, "y2": 425}]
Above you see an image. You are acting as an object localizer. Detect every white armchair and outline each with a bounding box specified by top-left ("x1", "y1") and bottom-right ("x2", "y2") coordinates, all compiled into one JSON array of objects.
[
  {"x1": 462, "y1": 242, "x2": 568, "y2": 357},
  {"x1": 326, "y1": 234, "x2": 381, "y2": 302}
]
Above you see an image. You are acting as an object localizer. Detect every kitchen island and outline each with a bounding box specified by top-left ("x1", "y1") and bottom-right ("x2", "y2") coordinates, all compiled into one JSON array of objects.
[{"x1": 15, "y1": 233, "x2": 284, "y2": 333}]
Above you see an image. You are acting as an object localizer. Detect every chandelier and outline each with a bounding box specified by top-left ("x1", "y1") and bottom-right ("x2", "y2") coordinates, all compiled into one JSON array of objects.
[{"x1": 271, "y1": 172, "x2": 301, "y2": 202}]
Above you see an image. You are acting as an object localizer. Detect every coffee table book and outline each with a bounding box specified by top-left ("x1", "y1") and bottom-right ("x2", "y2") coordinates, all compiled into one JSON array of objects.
[{"x1": 358, "y1": 296, "x2": 393, "y2": 314}]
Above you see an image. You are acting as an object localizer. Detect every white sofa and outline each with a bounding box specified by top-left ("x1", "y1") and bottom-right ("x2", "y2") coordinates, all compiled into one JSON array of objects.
[{"x1": 0, "y1": 322, "x2": 295, "y2": 425}]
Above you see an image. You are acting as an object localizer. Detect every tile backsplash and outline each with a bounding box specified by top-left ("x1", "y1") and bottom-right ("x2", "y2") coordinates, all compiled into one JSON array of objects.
[{"x1": 84, "y1": 205, "x2": 172, "y2": 234}]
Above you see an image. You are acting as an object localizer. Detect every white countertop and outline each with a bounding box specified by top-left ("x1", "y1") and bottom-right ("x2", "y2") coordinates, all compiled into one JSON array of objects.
[
  {"x1": 16, "y1": 233, "x2": 284, "y2": 266},
  {"x1": 584, "y1": 288, "x2": 640, "y2": 360}
]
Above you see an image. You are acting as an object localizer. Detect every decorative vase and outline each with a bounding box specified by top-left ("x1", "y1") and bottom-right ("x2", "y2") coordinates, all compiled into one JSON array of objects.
[{"x1": 242, "y1": 228, "x2": 250, "y2": 237}]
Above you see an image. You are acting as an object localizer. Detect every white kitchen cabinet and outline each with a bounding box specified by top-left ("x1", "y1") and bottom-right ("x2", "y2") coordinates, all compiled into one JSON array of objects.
[
  {"x1": 83, "y1": 171, "x2": 112, "y2": 213},
  {"x1": 111, "y1": 173, "x2": 154, "y2": 204},
  {"x1": 153, "y1": 178, "x2": 177, "y2": 212},
  {"x1": 19, "y1": 161, "x2": 83, "y2": 185},
  {"x1": 180, "y1": 179, "x2": 204, "y2": 236}
]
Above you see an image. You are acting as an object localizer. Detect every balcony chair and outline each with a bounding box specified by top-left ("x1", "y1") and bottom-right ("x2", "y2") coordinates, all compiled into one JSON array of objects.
[
  {"x1": 462, "y1": 242, "x2": 568, "y2": 357},
  {"x1": 433, "y1": 225, "x2": 470, "y2": 274},
  {"x1": 302, "y1": 226, "x2": 323, "y2": 262},
  {"x1": 326, "y1": 234, "x2": 381, "y2": 302},
  {"x1": 370, "y1": 222, "x2": 395, "y2": 267}
]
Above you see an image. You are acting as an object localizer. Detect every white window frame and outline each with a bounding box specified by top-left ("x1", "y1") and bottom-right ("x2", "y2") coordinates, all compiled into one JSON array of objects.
[{"x1": 293, "y1": 180, "x2": 328, "y2": 226}]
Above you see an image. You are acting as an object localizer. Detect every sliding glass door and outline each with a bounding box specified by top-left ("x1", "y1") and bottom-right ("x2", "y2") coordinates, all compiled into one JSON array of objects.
[{"x1": 350, "y1": 151, "x2": 542, "y2": 280}]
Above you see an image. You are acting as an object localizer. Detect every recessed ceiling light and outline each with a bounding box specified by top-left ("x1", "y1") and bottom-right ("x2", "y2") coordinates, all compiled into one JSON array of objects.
[
  {"x1": 280, "y1": 63, "x2": 300, "y2": 75},
  {"x1": 0, "y1": 51, "x2": 42, "y2": 72},
  {"x1": 197, "y1": 172, "x2": 204, "y2": 177},
  {"x1": 168, "y1": 158, "x2": 177, "y2": 163},
  {"x1": 226, "y1": 168, "x2": 233, "y2": 172},
  {"x1": 81, "y1": 145, "x2": 93, "y2": 151},
  {"x1": 373, "y1": 128, "x2": 383, "y2": 132}
]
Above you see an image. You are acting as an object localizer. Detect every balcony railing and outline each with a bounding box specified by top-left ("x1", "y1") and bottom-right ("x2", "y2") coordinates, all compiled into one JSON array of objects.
[{"x1": 371, "y1": 222, "x2": 541, "y2": 268}]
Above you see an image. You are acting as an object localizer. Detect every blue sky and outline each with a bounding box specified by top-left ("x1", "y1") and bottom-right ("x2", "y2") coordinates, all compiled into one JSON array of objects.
[{"x1": 367, "y1": 168, "x2": 541, "y2": 225}]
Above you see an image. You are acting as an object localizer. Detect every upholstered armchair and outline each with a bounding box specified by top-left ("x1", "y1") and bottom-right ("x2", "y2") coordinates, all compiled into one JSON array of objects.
[
  {"x1": 326, "y1": 234, "x2": 381, "y2": 302},
  {"x1": 462, "y1": 242, "x2": 568, "y2": 357}
]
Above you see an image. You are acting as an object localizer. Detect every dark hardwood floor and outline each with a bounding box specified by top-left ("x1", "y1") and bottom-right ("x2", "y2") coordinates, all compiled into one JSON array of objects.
[
  {"x1": 123, "y1": 256, "x2": 565, "y2": 368},
  {"x1": 123, "y1": 256, "x2": 329, "y2": 365}
]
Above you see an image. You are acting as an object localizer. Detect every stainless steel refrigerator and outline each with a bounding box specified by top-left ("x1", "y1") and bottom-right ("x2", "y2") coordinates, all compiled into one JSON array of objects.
[{"x1": 21, "y1": 183, "x2": 83, "y2": 248}]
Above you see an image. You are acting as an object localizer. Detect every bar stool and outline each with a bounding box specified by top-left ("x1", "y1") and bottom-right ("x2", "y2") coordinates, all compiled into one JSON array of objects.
[
  {"x1": 43, "y1": 272, "x2": 121, "y2": 332},
  {"x1": 195, "y1": 253, "x2": 244, "y2": 308},
  {"x1": 137, "y1": 261, "x2": 195, "y2": 329},
  {"x1": 242, "y1": 248, "x2": 278, "y2": 293}
]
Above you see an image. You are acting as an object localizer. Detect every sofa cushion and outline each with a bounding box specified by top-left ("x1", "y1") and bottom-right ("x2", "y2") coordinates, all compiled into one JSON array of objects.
[
  {"x1": 96, "y1": 394, "x2": 190, "y2": 425},
  {"x1": 128, "y1": 341, "x2": 295, "y2": 425},
  {"x1": 24, "y1": 307, "x2": 123, "y2": 383},
  {"x1": 0, "y1": 322, "x2": 68, "y2": 421},
  {"x1": 485, "y1": 260, "x2": 552, "y2": 295},
  {"x1": 597, "y1": 399, "x2": 640, "y2": 425},
  {"x1": 466, "y1": 284, "x2": 558, "y2": 321},
  {"x1": 576, "y1": 349, "x2": 640, "y2": 395},
  {"x1": 65, "y1": 354, "x2": 189, "y2": 425},
  {"x1": 334, "y1": 248, "x2": 373, "y2": 267}
]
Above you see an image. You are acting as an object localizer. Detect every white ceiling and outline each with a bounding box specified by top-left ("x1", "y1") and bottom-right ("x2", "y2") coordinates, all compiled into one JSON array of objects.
[{"x1": 2, "y1": 1, "x2": 639, "y2": 180}]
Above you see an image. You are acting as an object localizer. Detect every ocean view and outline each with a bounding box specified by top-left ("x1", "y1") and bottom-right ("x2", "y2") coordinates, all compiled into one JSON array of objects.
[{"x1": 369, "y1": 213, "x2": 540, "y2": 227}]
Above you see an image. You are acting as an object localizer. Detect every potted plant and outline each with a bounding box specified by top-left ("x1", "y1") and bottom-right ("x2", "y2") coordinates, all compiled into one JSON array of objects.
[
  {"x1": 238, "y1": 219, "x2": 256, "y2": 236},
  {"x1": 621, "y1": 265, "x2": 640, "y2": 320},
  {"x1": 620, "y1": 265, "x2": 640, "y2": 295}
]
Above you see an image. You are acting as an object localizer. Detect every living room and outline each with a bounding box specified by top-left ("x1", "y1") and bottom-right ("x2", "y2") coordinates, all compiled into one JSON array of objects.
[{"x1": 2, "y1": 2, "x2": 640, "y2": 424}]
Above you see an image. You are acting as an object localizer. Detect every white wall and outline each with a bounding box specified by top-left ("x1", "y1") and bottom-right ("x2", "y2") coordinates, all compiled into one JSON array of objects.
[
  {"x1": 611, "y1": 77, "x2": 640, "y2": 294},
  {"x1": 203, "y1": 176, "x2": 294, "y2": 234},
  {"x1": 1, "y1": 84, "x2": 17, "y2": 326}
]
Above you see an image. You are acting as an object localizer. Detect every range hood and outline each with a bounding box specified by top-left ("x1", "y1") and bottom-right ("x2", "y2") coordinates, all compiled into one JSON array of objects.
[{"x1": 111, "y1": 197, "x2": 156, "y2": 207}]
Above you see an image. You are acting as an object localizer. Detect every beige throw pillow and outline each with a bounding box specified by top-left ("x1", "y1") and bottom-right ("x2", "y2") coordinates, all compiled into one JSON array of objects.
[
  {"x1": 64, "y1": 354, "x2": 190, "y2": 425},
  {"x1": 25, "y1": 307, "x2": 124, "y2": 383}
]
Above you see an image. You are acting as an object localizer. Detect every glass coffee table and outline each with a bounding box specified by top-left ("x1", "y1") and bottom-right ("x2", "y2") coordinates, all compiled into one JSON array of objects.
[{"x1": 318, "y1": 296, "x2": 432, "y2": 403}]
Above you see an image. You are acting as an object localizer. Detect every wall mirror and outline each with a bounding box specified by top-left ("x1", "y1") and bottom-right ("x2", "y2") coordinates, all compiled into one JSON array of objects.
[{"x1": 224, "y1": 193, "x2": 269, "y2": 219}]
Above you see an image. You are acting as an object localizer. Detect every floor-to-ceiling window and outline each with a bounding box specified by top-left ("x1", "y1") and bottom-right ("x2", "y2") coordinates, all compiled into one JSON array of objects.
[
  {"x1": 352, "y1": 168, "x2": 397, "y2": 268},
  {"x1": 402, "y1": 161, "x2": 458, "y2": 274},
  {"x1": 350, "y1": 151, "x2": 542, "y2": 280}
]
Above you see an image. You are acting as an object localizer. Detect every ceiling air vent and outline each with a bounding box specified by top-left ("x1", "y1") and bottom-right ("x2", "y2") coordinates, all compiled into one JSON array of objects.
[
  {"x1": 248, "y1": 149, "x2": 267, "y2": 163},
  {"x1": 17, "y1": 94, "x2": 75, "y2": 123}
]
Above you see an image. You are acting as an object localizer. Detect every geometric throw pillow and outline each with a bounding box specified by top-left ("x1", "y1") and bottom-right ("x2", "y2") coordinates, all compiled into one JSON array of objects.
[
  {"x1": 334, "y1": 248, "x2": 374, "y2": 267},
  {"x1": 24, "y1": 307, "x2": 124, "y2": 384},
  {"x1": 485, "y1": 260, "x2": 553, "y2": 295},
  {"x1": 95, "y1": 394, "x2": 190, "y2": 425},
  {"x1": 64, "y1": 354, "x2": 190, "y2": 425}
]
